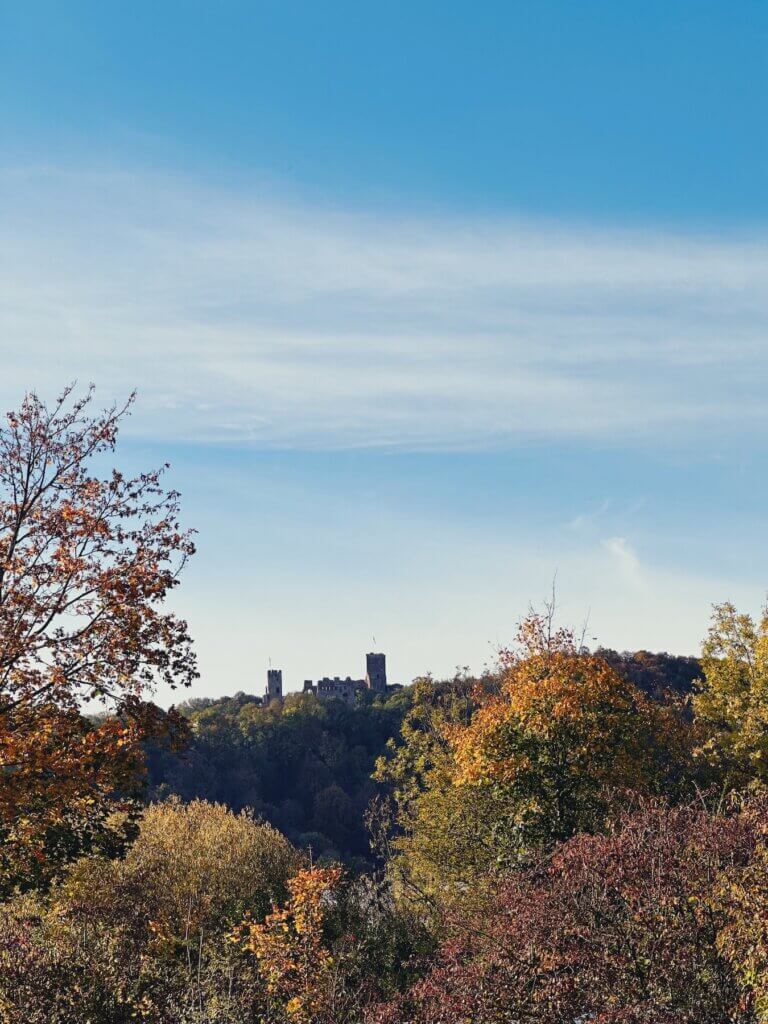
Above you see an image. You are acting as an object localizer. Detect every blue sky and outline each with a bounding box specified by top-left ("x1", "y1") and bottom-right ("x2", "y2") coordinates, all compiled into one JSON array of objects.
[{"x1": 2, "y1": 2, "x2": 768, "y2": 701}]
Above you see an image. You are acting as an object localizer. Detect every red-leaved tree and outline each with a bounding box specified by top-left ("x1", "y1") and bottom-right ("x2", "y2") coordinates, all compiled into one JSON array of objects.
[{"x1": 368, "y1": 799, "x2": 763, "y2": 1024}]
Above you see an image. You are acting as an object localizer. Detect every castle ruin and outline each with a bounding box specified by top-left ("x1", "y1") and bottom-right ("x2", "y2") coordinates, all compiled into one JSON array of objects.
[{"x1": 264, "y1": 652, "x2": 387, "y2": 705}]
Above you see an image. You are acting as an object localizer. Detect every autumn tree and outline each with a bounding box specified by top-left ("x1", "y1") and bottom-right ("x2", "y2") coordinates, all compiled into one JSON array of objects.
[
  {"x1": 235, "y1": 863, "x2": 432, "y2": 1024},
  {"x1": 0, "y1": 799, "x2": 299, "y2": 1023},
  {"x1": 372, "y1": 672, "x2": 498, "y2": 906},
  {"x1": 377, "y1": 614, "x2": 694, "y2": 905},
  {"x1": 368, "y1": 800, "x2": 762, "y2": 1024},
  {"x1": 0, "y1": 386, "x2": 196, "y2": 886},
  {"x1": 714, "y1": 796, "x2": 768, "y2": 1022},
  {"x1": 694, "y1": 601, "x2": 768, "y2": 789},
  {"x1": 450, "y1": 612, "x2": 694, "y2": 855},
  {"x1": 236, "y1": 865, "x2": 346, "y2": 1023}
]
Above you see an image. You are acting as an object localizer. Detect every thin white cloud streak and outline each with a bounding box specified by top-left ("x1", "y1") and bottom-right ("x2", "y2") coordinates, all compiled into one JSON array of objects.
[
  {"x1": 1, "y1": 165, "x2": 767, "y2": 448},
  {"x1": 602, "y1": 536, "x2": 645, "y2": 589}
]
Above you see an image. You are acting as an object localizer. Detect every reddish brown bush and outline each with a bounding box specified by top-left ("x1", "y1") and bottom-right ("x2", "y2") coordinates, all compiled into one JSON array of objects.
[{"x1": 368, "y1": 800, "x2": 762, "y2": 1024}]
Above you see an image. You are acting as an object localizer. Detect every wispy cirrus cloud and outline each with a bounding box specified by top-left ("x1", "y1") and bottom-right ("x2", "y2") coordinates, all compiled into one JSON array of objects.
[
  {"x1": 1, "y1": 165, "x2": 767, "y2": 449},
  {"x1": 602, "y1": 536, "x2": 644, "y2": 588}
]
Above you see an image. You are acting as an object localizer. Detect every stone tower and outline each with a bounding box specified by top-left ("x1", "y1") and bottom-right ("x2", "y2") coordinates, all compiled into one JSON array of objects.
[
  {"x1": 366, "y1": 652, "x2": 387, "y2": 693},
  {"x1": 266, "y1": 668, "x2": 283, "y2": 701}
]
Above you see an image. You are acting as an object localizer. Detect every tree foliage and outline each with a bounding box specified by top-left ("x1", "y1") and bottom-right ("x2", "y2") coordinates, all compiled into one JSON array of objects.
[
  {"x1": 0, "y1": 386, "x2": 196, "y2": 887},
  {"x1": 236, "y1": 865, "x2": 346, "y2": 1024},
  {"x1": 376, "y1": 615, "x2": 694, "y2": 907},
  {"x1": 451, "y1": 613, "x2": 694, "y2": 848},
  {"x1": 372, "y1": 671, "x2": 497, "y2": 904},
  {"x1": 148, "y1": 688, "x2": 410, "y2": 864},
  {"x1": 714, "y1": 810, "x2": 768, "y2": 1022},
  {"x1": 694, "y1": 601, "x2": 768, "y2": 788},
  {"x1": 0, "y1": 799, "x2": 298, "y2": 1023},
  {"x1": 597, "y1": 647, "x2": 703, "y2": 700},
  {"x1": 369, "y1": 799, "x2": 765, "y2": 1024},
  {"x1": 235, "y1": 862, "x2": 433, "y2": 1024}
]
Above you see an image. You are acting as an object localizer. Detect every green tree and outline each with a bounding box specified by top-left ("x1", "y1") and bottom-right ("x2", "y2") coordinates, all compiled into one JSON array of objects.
[
  {"x1": 148, "y1": 687, "x2": 410, "y2": 863},
  {"x1": 373, "y1": 672, "x2": 497, "y2": 907},
  {"x1": 694, "y1": 601, "x2": 768, "y2": 788}
]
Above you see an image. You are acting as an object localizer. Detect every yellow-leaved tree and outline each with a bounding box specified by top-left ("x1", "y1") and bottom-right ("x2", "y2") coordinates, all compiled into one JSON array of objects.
[
  {"x1": 0, "y1": 799, "x2": 300, "y2": 1023},
  {"x1": 236, "y1": 865, "x2": 346, "y2": 1024}
]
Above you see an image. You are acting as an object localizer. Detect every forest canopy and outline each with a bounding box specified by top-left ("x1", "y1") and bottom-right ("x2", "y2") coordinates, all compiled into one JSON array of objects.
[{"x1": 144, "y1": 645, "x2": 702, "y2": 868}]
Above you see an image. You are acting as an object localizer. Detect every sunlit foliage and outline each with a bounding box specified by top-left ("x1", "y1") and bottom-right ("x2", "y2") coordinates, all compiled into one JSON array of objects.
[
  {"x1": 0, "y1": 799, "x2": 298, "y2": 1022},
  {"x1": 451, "y1": 613, "x2": 694, "y2": 850},
  {"x1": 235, "y1": 862, "x2": 433, "y2": 1024},
  {"x1": 0, "y1": 386, "x2": 196, "y2": 887},
  {"x1": 694, "y1": 601, "x2": 768, "y2": 788},
  {"x1": 376, "y1": 615, "x2": 694, "y2": 908},
  {"x1": 236, "y1": 865, "x2": 345, "y2": 1024}
]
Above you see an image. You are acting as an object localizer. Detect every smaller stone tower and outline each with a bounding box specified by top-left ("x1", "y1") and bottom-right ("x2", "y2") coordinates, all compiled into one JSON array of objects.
[
  {"x1": 266, "y1": 668, "x2": 283, "y2": 701},
  {"x1": 366, "y1": 652, "x2": 387, "y2": 693}
]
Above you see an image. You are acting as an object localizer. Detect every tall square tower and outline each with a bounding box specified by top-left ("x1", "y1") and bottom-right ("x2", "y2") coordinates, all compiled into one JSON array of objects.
[
  {"x1": 366, "y1": 652, "x2": 387, "y2": 693},
  {"x1": 266, "y1": 668, "x2": 283, "y2": 700}
]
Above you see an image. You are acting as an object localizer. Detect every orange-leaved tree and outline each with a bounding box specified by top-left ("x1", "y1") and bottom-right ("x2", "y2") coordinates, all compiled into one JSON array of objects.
[
  {"x1": 375, "y1": 612, "x2": 695, "y2": 909},
  {"x1": 235, "y1": 865, "x2": 345, "y2": 1024},
  {"x1": 0, "y1": 385, "x2": 196, "y2": 888},
  {"x1": 450, "y1": 611, "x2": 694, "y2": 853}
]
